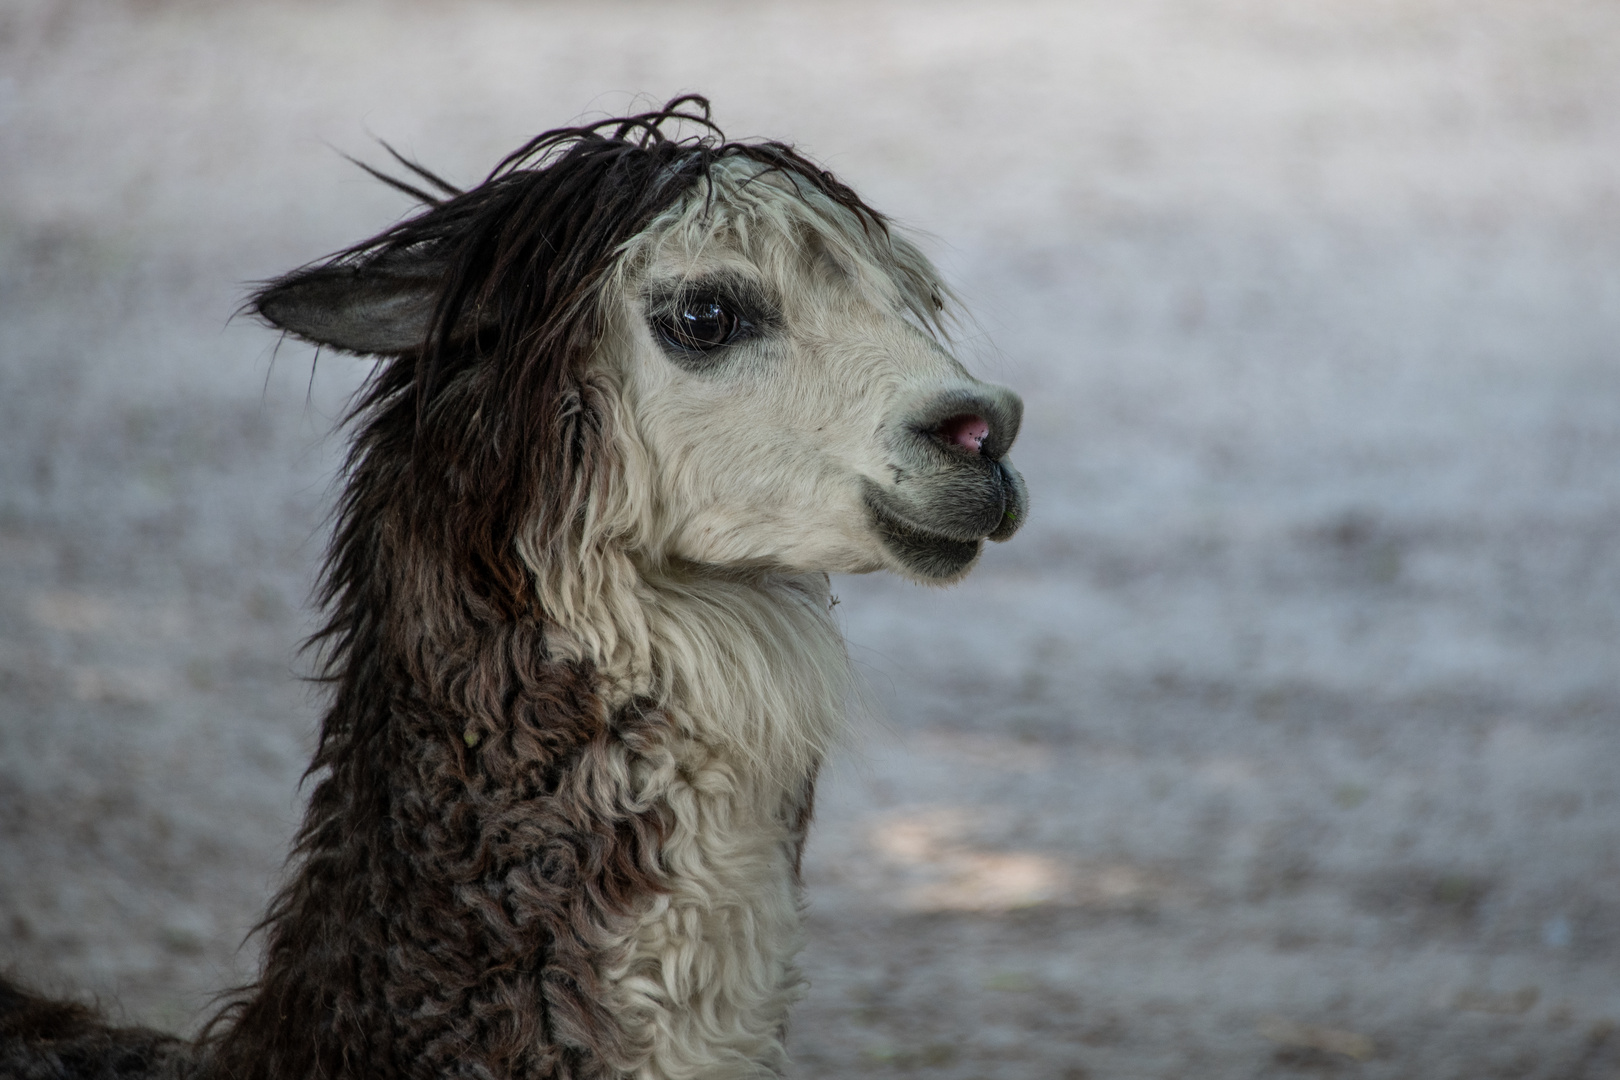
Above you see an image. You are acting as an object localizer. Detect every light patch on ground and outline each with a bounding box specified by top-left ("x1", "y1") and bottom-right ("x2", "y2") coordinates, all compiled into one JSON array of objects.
[{"x1": 867, "y1": 808, "x2": 1170, "y2": 913}]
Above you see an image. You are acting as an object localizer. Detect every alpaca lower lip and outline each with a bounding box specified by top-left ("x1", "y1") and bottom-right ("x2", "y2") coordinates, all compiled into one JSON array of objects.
[{"x1": 862, "y1": 487, "x2": 986, "y2": 579}]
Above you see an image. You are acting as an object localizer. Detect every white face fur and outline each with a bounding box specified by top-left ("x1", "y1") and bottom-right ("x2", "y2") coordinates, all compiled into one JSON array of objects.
[{"x1": 600, "y1": 164, "x2": 1027, "y2": 584}]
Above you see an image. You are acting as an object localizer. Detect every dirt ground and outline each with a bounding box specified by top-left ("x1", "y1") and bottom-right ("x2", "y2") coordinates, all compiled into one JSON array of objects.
[{"x1": 2, "y1": 1, "x2": 1618, "y2": 1077}]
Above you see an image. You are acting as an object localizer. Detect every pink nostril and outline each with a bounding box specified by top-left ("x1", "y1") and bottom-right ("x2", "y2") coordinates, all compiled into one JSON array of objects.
[{"x1": 938, "y1": 414, "x2": 990, "y2": 454}]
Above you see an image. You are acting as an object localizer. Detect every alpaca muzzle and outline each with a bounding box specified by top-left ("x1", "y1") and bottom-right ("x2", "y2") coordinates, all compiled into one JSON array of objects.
[{"x1": 864, "y1": 383, "x2": 1028, "y2": 579}]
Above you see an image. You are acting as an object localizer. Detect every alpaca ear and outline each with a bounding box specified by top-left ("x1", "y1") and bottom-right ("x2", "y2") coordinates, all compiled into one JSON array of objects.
[{"x1": 253, "y1": 251, "x2": 446, "y2": 355}]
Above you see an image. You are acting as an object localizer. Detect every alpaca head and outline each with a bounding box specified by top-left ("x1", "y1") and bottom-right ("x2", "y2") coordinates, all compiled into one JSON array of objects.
[
  {"x1": 254, "y1": 99, "x2": 1025, "y2": 624},
  {"x1": 597, "y1": 156, "x2": 1027, "y2": 583}
]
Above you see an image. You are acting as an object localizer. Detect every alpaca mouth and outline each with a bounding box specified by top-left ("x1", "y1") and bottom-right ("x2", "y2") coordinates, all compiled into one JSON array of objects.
[
  {"x1": 860, "y1": 455, "x2": 1026, "y2": 580},
  {"x1": 862, "y1": 485, "x2": 988, "y2": 580}
]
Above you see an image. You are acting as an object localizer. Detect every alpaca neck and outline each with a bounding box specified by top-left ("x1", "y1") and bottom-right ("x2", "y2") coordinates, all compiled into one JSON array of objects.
[
  {"x1": 544, "y1": 552, "x2": 842, "y2": 1080},
  {"x1": 211, "y1": 519, "x2": 850, "y2": 1079},
  {"x1": 527, "y1": 537, "x2": 851, "y2": 786}
]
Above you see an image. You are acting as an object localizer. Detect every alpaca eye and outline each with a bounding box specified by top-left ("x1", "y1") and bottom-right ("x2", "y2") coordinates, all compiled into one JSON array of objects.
[{"x1": 658, "y1": 298, "x2": 742, "y2": 352}]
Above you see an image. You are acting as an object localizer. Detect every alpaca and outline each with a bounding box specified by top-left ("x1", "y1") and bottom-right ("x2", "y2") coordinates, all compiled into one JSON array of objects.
[{"x1": 0, "y1": 96, "x2": 1026, "y2": 1080}]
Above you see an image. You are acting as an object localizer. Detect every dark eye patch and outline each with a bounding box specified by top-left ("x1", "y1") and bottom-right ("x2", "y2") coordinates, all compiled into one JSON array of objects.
[{"x1": 644, "y1": 274, "x2": 780, "y2": 369}]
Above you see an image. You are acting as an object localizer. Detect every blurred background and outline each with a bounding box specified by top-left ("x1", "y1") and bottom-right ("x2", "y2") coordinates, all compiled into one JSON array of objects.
[{"x1": 2, "y1": 1, "x2": 1617, "y2": 1076}]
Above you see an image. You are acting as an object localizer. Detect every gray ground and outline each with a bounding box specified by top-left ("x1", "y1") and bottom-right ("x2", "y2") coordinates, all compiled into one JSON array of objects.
[{"x1": 1, "y1": 1, "x2": 1617, "y2": 1077}]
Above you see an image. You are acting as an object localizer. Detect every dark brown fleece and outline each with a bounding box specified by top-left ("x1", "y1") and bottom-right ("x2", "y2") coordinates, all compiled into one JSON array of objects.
[
  {"x1": 205, "y1": 640, "x2": 671, "y2": 1080},
  {"x1": 0, "y1": 980, "x2": 189, "y2": 1080}
]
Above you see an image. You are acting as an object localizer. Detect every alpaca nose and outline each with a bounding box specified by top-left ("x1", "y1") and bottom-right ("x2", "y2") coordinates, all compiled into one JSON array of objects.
[
  {"x1": 936, "y1": 414, "x2": 990, "y2": 454},
  {"x1": 913, "y1": 385, "x2": 1022, "y2": 462}
]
